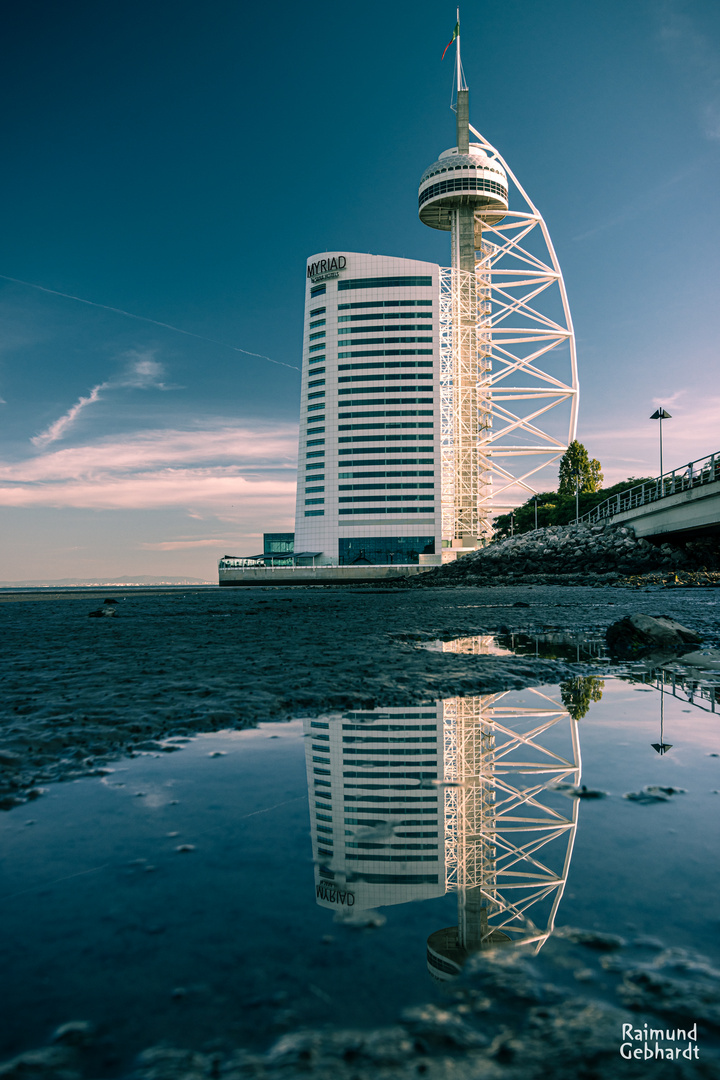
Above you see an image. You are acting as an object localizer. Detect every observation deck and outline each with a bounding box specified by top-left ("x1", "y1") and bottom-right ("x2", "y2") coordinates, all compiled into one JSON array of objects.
[{"x1": 418, "y1": 144, "x2": 509, "y2": 231}]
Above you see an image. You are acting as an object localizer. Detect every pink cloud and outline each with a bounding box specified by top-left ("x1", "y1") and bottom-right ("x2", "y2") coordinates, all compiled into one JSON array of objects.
[
  {"x1": 0, "y1": 425, "x2": 299, "y2": 515},
  {"x1": 582, "y1": 396, "x2": 720, "y2": 486}
]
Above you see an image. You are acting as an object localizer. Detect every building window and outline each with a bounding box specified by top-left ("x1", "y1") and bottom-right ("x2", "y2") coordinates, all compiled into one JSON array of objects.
[
  {"x1": 308, "y1": 404, "x2": 325, "y2": 412},
  {"x1": 308, "y1": 379, "x2": 326, "y2": 388},
  {"x1": 339, "y1": 326, "x2": 432, "y2": 335},
  {"x1": 339, "y1": 423, "x2": 433, "y2": 432},
  {"x1": 305, "y1": 497, "x2": 325, "y2": 504},
  {"x1": 345, "y1": 873, "x2": 438, "y2": 885},
  {"x1": 264, "y1": 533, "x2": 294, "y2": 555},
  {"x1": 308, "y1": 391, "x2": 326, "y2": 400},
  {"x1": 339, "y1": 361, "x2": 434, "y2": 371},
  {"x1": 306, "y1": 486, "x2": 325, "y2": 493},
  {"x1": 339, "y1": 435, "x2": 434, "y2": 443},
  {"x1": 309, "y1": 319, "x2": 326, "y2": 329},
  {"x1": 338, "y1": 349, "x2": 434, "y2": 359},
  {"x1": 306, "y1": 461, "x2": 325, "y2": 469},
  {"x1": 309, "y1": 331, "x2": 326, "y2": 341},
  {"x1": 338, "y1": 276, "x2": 432, "y2": 291},
  {"x1": 418, "y1": 175, "x2": 508, "y2": 207},
  {"x1": 310, "y1": 306, "x2": 326, "y2": 316},
  {"x1": 338, "y1": 300, "x2": 432, "y2": 310},
  {"x1": 309, "y1": 343, "x2": 326, "y2": 353},
  {"x1": 305, "y1": 509, "x2": 325, "y2": 516},
  {"x1": 310, "y1": 284, "x2": 326, "y2": 297},
  {"x1": 339, "y1": 537, "x2": 435, "y2": 565},
  {"x1": 308, "y1": 356, "x2": 325, "y2": 365},
  {"x1": 306, "y1": 451, "x2": 325, "y2": 458},
  {"x1": 339, "y1": 495, "x2": 434, "y2": 503},
  {"x1": 339, "y1": 507, "x2": 436, "y2": 514},
  {"x1": 307, "y1": 439, "x2": 325, "y2": 446},
  {"x1": 339, "y1": 483, "x2": 434, "y2": 490},
  {"x1": 338, "y1": 337, "x2": 433, "y2": 346},
  {"x1": 338, "y1": 411, "x2": 433, "y2": 420},
  {"x1": 308, "y1": 366, "x2": 325, "y2": 375},
  {"x1": 338, "y1": 471, "x2": 434, "y2": 479},
  {"x1": 338, "y1": 312, "x2": 433, "y2": 322}
]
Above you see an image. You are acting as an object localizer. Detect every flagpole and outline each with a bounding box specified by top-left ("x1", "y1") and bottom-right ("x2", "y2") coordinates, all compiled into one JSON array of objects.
[{"x1": 456, "y1": 8, "x2": 462, "y2": 94}]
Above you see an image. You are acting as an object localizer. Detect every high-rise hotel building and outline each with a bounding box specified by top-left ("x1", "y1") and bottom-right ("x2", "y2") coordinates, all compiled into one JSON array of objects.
[{"x1": 293, "y1": 253, "x2": 442, "y2": 566}]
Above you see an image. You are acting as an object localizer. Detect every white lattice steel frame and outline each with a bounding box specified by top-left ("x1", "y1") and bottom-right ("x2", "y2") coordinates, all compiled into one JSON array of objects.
[
  {"x1": 442, "y1": 664, "x2": 581, "y2": 952},
  {"x1": 438, "y1": 131, "x2": 579, "y2": 533},
  {"x1": 472, "y1": 122, "x2": 578, "y2": 511}
]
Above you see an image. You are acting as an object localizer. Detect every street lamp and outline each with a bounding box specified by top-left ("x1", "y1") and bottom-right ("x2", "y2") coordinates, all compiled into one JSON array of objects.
[
  {"x1": 650, "y1": 408, "x2": 672, "y2": 479},
  {"x1": 573, "y1": 469, "x2": 581, "y2": 525},
  {"x1": 534, "y1": 494, "x2": 539, "y2": 531},
  {"x1": 510, "y1": 511, "x2": 515, "y2": 537}
]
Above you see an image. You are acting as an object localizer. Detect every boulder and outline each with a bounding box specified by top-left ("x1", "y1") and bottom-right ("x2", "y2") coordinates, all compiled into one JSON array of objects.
[{"x1": 606, "y1": 614, "x2": 702, "y2": 657}]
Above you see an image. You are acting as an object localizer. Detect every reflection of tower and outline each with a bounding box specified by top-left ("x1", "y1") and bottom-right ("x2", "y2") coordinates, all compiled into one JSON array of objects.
[
  {"x1": 419, "y1": 24, "x2": 578, "y2": 545},
  {"x1": 303, "y1": 707, "x2": 445, "y2": 915},
  {"x1": 427, "y1": 637, "x2": 581, "y2": 980}
]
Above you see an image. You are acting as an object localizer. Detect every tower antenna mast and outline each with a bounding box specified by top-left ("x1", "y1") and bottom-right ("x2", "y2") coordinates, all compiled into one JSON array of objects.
[{"x1": 455, "y1": 9, "x2": 468, "y2": 96}]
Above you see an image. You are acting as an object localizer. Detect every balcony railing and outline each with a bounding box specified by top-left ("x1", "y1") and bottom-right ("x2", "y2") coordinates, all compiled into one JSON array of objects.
[{"x1": 579, "y1": 451, "x2": 720, "y2": 526}]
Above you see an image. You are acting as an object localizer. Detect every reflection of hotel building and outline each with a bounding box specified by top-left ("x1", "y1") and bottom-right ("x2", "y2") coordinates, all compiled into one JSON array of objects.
[
  {"x1": 303, "y1": 638, "x2": 581, "y2": 976},
  {"x1": 294, "y1": 254, "x2": 442, "y2": 567},
  {"x1": 303, "y1": 705, "x2": 445, "y2": 913}
]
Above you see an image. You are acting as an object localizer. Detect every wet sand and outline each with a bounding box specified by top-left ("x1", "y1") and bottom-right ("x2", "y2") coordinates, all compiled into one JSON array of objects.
[
  {"x1": 2, "y1": 583, "x2": 719, "y2": 809},
  {"x1": 2, "y1": 582, "x2": 720, "y2": 1078}
]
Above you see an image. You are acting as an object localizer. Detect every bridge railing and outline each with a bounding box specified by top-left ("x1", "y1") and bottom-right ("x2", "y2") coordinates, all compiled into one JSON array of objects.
[{"x1": 579, "y1": 451, "x2": 720, "y2": 526}]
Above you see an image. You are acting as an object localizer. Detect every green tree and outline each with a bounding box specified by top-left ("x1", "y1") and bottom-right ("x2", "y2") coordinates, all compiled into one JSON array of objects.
[
  {"x1": 558, "y1": 441, "x2": 603, "y2": 496},
  {"x1": 491, "y1": 475, "x2": 654, "y2": 539}
]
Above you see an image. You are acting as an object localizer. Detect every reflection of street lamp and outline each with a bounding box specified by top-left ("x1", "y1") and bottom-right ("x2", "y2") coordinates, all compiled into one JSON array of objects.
[
  {"x1": 650, "y1": 408, "x2": 672, "y2": 478},
  {"x1": 651, "y1": 684, "x2": 673, "y2": 755}
]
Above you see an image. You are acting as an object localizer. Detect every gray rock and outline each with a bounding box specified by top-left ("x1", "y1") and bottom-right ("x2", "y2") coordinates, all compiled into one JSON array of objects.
[{"x1": 606, "y1": 614, "x2": 702, "y2": 657}]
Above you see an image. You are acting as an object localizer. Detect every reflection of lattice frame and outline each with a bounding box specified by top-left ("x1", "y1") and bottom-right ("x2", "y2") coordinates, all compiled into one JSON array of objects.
[{"x1": 442, "y1": 688, "x2": 581, "y2": 952}]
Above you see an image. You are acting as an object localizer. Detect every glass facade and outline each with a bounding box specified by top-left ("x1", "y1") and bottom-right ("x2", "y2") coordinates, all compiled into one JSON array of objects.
[
  {"x1": 263, "y1": 533, "x2": 294, "y2": 555},
  {"x1": 339, "y1": 536, "x2": 435, "y2": 565},
  {"x1": 338, "y1": 276, "x2": 433, "y2": 291}
]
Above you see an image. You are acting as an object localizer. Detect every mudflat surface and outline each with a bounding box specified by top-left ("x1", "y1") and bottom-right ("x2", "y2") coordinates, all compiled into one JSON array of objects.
[
  {"x1": 1, "y1": 583, "x2": 719, "y2": 807},
  {"x1": 2, "y1": 584, "x2": 720, "y2": 1079}
]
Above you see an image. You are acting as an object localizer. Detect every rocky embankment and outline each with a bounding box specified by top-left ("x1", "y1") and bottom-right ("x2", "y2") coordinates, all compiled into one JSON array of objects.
[{"x1": 421, "y1": 523, "x2": 720, "y2": 587}]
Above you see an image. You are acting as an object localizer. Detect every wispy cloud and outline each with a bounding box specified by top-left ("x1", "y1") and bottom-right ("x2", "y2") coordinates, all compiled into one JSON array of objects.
[
  {"x1": 31, "y1": 350, "x2": 171, "y2": 449},
  {"x1": 658, "y1": 1, "x2": 720, "y2": 142},
  {"x1": 0, "y1": 424, "x2": 299, "y2": 516},
  {"x1": 0, "y1": 273, "x2": 299, "y2": 371},
  {"x1": 582, "y1": 394, "x2": 720, "y2": 485},
  {"x1": 572, "y1": 163, "x2": 699, "y2": 243},
  {"x1": 140, "y1": 538, "x2": 247, "y2": 551},
  {"x1": 650, "y1": 389, "x2": 686, "y2": 410}
]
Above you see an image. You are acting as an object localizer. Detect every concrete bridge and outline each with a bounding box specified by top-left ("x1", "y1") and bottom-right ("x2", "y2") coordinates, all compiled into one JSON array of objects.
[{"x1": 580, "y1": 451, "x2": 720, "y2": 541}]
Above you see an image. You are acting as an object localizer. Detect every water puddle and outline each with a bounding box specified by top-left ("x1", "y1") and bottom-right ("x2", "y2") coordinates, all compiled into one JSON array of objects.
[{"x1": 1, "y1": 648, "x2": 719, "y2": 1073}]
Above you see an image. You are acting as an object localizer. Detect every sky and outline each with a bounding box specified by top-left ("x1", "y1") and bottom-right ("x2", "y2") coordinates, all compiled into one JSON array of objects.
[{"x1": 0, "y1": 0, "x2": 718, "y2": 581}]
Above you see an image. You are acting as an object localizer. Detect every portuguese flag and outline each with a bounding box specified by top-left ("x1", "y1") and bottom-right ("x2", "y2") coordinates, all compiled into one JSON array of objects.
[{"x1": 441, "y1": 22, "x2": 459, "y2": 61}]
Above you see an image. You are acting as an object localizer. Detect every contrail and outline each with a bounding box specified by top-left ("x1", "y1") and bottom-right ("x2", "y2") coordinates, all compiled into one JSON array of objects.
[{"x1": 0, "y1": 273, "x2": 300, "y2": 371}]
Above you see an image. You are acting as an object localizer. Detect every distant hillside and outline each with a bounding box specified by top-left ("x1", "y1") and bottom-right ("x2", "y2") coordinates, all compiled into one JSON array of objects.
[{"x1": 0, "y1": 576, "x2": 214, "y2": 587}]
